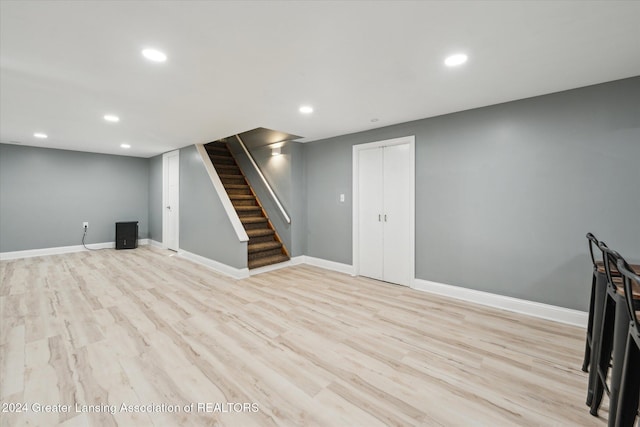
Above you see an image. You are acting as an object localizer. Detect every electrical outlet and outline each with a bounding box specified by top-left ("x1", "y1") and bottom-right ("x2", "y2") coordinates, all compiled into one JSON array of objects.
[{"x1": 83, "y1": 222, "x2": 89, "y2": 229}]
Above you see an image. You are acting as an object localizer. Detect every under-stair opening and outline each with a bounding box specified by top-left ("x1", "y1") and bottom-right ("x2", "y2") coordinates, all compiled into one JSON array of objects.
[{"x1": 204, "y1": 139, "x2": 291, "y2": 269}]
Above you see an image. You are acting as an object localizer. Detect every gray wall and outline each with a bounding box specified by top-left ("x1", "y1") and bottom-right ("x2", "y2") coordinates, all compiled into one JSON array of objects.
[
  {"x1": 304, "y1": 77, "x2": 640, "y2": 311},
  {"x1": 289, "y1": 141, "x2": 307, "y2": 257},
  {"x1": 304, "y1": 139, "x2": 352, "y2": 262},
  {"x1": 178, "y1": 145, "x2": 247, "y2": 269},
  {"x1": 148, "y1": 154, "x2": 163, "y2": 242},
  {"x1": 0, "y1": 143, "x2": 149, "y2": 252}
]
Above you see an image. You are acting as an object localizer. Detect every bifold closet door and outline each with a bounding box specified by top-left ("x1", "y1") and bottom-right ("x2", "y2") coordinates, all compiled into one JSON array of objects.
[
  {"x1": 357, "y1": 143, "x2": 412, "y2": 286},
  {"x1": 381, "y1": 143, "x2": 412, "y2": 286},
  {"x1": 358, "y1": 147, "x2": 384, "y2": 280}
]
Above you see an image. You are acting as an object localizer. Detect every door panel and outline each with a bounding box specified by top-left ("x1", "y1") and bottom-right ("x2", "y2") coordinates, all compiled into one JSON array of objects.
[
  {"x1": 163, "y1": 151, "x2": 179, "y2": 251},
  {"x1": 358, "y1": 147, "x2": 384, "y2": 280},
  {"x1": 382, "y1": 144, "x2": 412, "y2": 286}
]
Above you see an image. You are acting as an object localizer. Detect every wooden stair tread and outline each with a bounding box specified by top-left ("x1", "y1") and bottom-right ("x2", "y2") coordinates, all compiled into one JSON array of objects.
[
  {"x1": 248, "y1": 254, "x2": 290, "y2": 269},
  {"x1": 215, "y1": 168, "x2": 242, "y2": 175},
  {"x1": 232, "y1": 201, "x2": 258, "y2": 207},
  {"x1": 210, "y1": 154, "x2": 235, "y2": 161},
  {"x1": 213, "y1": 163, "x2": 238, "y2": 168},
  {"x1": 246, "y1": 229, "x2": 275, "y2": 238},
  {"x1": 248, "y1": 241, "x2": 282, "y2": 253},
  {"x1": 235, "y1": 206, "x2": 262, "y2": 211},
  {"x1": 205, "y1": 146, "x2": 231, "y2": 154},
  {"x1": 241, "y1": 217, "x2": 268, "y2": 224},
  {"x1": 224, "y1": 184, "x2": 250, "y2": 189},
  {"x1": 229, "y1": 194, "x2": 255, "y2": 200},
  {"x1": 219, "y1": 174, "x2": 245, "y2": 179}
]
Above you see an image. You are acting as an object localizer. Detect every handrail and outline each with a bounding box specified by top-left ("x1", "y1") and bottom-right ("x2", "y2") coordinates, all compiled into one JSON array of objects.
[{"x1": 234, "y1": 134, "x2": 291, "y2": 224}]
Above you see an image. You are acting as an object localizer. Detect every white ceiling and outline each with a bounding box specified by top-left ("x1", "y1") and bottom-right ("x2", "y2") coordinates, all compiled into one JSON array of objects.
[{"x1": 1, "y1": 1, "x2": 639, "y2": 158}]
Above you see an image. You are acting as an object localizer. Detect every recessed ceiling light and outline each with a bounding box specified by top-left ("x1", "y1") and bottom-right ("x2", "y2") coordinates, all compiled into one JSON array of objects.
[
  {"x1": 142, "y1": 48, "x2": 167, "y2": 63},
  {"x1": 104, "y1": 114, "x2": 120, "y2": 122},
  {"x1": 120, "y1": 143, "x2": 131, "y2": 149},
  {"x1": 34, "y1": 132, "x2": 48, "y2": 139},
  {"x1": 299, "y1": 105, "x2": 313, "y2": 114},
  {"x1": 444, "y1": 53, "x2": 468, "y2": 67},
  {"x1": 371, "y1": 118, "x2": 379, "y2": 122}
]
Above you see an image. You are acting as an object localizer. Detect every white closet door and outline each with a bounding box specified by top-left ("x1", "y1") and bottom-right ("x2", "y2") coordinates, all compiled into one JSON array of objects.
[
  {"x1": 382, "y1": 144, "x2": 412, "y2": 286},
  {"x1": 163, "y1": 150, "x2": 180, "y2": 251},
  {"x1": 358, "y1": 147, "x2": 384, "y2": 280}
]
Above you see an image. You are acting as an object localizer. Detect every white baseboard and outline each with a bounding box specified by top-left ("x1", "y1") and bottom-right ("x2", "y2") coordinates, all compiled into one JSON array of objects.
[
  {"x1": 0, "y1": 239, "x2": 151, "y2": 261},
  {"x1": 219, "y1": 255, "x2": 354, "y2": 277},
  {"x1": 0, "y1": 243, "x2": 114, "y2": 260},
  {"x1": 412, "y1": 278, "x2": 588, "y2": 328},
  {"x1": 214, "y1": 255, "x2": 352, "y2": 277},
  {"x1": 147, "y1": 239, "x2": 163, "y2": 248},
  {"x1": 177, "y1": 253, "x2": 352, "y2": 278},
  {"x1": 177, "y1": 249, "x2": 249, "y2": 280},
  {"x1": 289, "y1": 256, "x2": 305, "y2": 266},
  {"x1": 249, "y1": 259, "x2": 298, "y2": 276},
  {"x1": 297, "y1": 255, "x2": 355, "y2": 275}
]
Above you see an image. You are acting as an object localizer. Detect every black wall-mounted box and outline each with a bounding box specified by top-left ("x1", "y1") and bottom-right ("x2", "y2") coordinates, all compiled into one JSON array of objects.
[{"x1": 115, "y1": 221, "x2": 138, "y2": 250}]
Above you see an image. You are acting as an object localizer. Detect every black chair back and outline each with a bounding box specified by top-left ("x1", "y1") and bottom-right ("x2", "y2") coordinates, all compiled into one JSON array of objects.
[
  {"x1": 587, "y1": 233, "x2": 600, "y2": 269},
  {"x1": 599, "y1": 241, "x2": 621, "y2": 290},
  {"x1": 618, "y1": 258, "x2": 640, "y2": 330}
]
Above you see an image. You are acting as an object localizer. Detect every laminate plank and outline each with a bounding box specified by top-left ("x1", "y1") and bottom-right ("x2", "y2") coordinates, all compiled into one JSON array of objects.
[
  {"x1": 1, "y1": 324, "x2": 25, "y2": 398},
  {"x1": 312, "y1": 388, "x2": 390, "y2": 427},
  {"x1": 47, "y1": 335, "x2": 77, "y2": 423}
]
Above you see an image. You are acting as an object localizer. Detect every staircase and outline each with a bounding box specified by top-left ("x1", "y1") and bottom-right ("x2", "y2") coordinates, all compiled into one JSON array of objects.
[{"x1": 205, "y1": 141, "x2": 290, "y2": 269}]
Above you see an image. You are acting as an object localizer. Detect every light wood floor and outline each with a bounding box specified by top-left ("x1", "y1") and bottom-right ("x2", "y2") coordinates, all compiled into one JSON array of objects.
[{"x1": 1, "y1": 246, "x2": 604, "y2": 426}]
